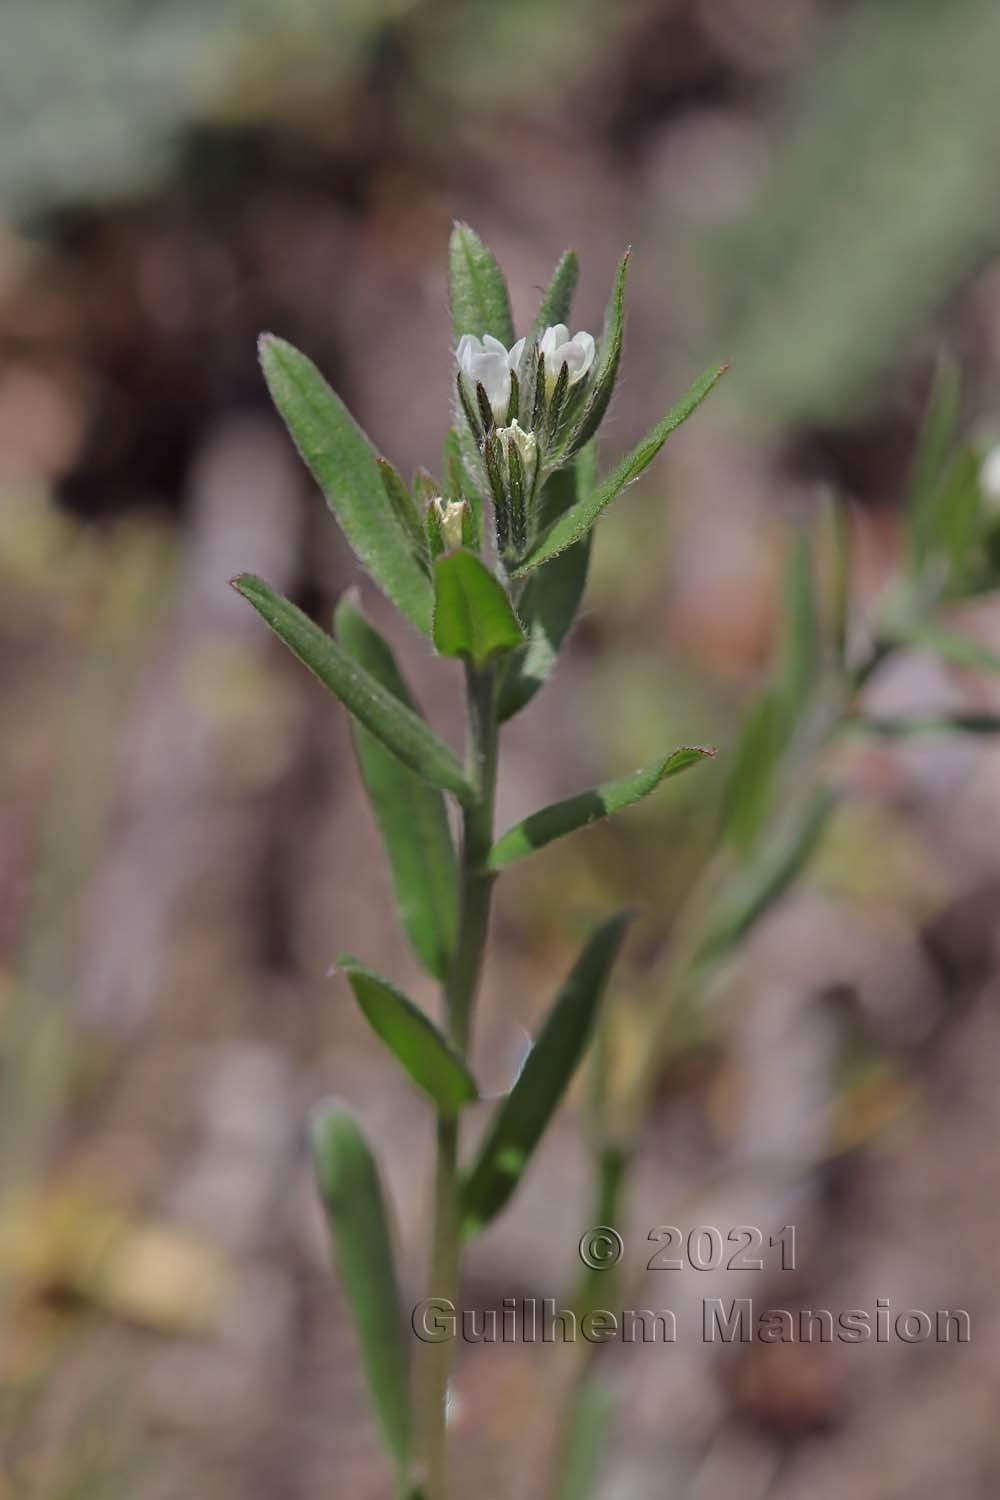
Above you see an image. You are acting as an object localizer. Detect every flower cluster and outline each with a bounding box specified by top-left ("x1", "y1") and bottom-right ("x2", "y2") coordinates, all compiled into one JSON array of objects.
[{"x1": 455, "y1": 324, "x2": 597, "y2": 563}]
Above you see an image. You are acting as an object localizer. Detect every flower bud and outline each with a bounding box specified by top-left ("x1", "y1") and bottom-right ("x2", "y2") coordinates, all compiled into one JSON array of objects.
[
  {"x1": 429, "y1": 496, "x2": 468, "y2": 552},
  {"x1": 495, "y1": 419, "x2": 537, "y2": 472}
]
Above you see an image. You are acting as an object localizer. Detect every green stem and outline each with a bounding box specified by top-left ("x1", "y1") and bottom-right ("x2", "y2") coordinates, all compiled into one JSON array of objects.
[{"x1": 419, "y1": 664, "x2": 499, "y2": 1499}]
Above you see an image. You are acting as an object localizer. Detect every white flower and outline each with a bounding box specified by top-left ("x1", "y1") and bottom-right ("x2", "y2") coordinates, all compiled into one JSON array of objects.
[
  {"x1": 429, "y1": 496, "x2": 467, "y2": 550},
  {"x1": 456, "y1": 334, "x2": 519, "y2": 420},
  {"x1": 980, "y1": 446, "x2": 1000, "y2": 513},
  {"x1": 495, "y1": 419, "x2": 537, "y2": 472},
  {"x1": 538, "y1": 323, "x2": 596, "y2": 390}
]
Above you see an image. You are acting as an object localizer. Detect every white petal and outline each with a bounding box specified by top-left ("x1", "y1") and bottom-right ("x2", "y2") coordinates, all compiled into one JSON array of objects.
[
  {"x1": 571, "y1": 331, "x2": 596, "y2": 381},
  {"x1": 482, "y1": 334, "x2": 508, "y2": 356},
  {"x1": 507, "y1": 337, "x2": 526, "y2": 371}
]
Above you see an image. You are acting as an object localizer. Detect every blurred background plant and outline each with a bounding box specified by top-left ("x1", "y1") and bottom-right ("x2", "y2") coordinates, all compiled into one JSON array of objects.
[{"x1": 4, "y1": 1, "x2": 1000, "y2": 1498}]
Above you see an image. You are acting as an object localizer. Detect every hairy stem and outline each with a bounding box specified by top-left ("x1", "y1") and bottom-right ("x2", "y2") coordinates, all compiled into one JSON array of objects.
[{"x1": 419, "y1": 664, "x2": 498, "y2": 1499}]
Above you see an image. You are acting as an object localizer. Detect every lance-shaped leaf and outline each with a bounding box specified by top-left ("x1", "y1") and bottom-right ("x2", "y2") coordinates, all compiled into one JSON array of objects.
[
  {"x1": 699, "y1": 787, "x2": 837, "y2": 965},
  {"x1": 514, "y1": 362, "x2": 729, "y2": 574},
  {"x1": 311, "y1": 1102, "x2": 411, "y2": 1473},
  {"x1": 442, "y1": 426, "x2": 483, "y2": 549},
  {"x1": 531, "y1": 249, "x2": 580, "y2": 338},
  {"x1": 233, "y1": 574, "x2": 473, "y2": 802},
  {"x1": 259, "y1": 336, "x2": 433, "y2": 634},
  {"x1": 562, "y1": 250, "x2": 629, "y2": 459},
  {"x1": 449, "y1": 222, "x2": 515, "y2": 346},
  {"x1": 460, "y1": 911, "x2": 632, "y2": 1234},
  {"x1": 778, "y1": 533, "x2": 822, "y2": 720},
  {"x1": 433, "y1": 550, "x2": 525, "y2": 668},
  {"x1": 339, "y1": 957, "x2": 478, "y2": 1113},
  {"x1": 909, "y1": 354, "x2": 961, "y2": 568},
  {"x1": 488, "y1": 747, "x2": 713, "y2": 872},
  {"x1": 335, "y1": 596, "x2": 457, "y2": 979},
  {"x1": 721, "y1": 691, "x2": 787, "y2": 856},
  {"x1": 497, "y1": 454, "x2": 595, "y2": 721},
  {"x1": 845, "y1": 712, "x2": 1000, "y2": 738},
  {"x1": 893, "y1": 620, "x2": 1000, "y2": 675}
]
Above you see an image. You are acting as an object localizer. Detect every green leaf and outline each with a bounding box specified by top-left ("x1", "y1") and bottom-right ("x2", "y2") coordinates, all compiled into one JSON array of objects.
[
  {"x1": 433, "y1": 550, "x2": 525, "y2": 667},
  {"x1": 449, "y1": 222, "x2": 515, "y2": 346},
  {"x1": 699, "y1": 787, "x2": 837, "y2": 964},
  {"x1": 896, "y1": 620, "x2": 1000, "y2": 675},
  {"x1": 488, "y1": 747, "x2": 713, "y2": 872},
  {"x1": 334, "y1": 596, "x2": 457, "y2": 980},
  {"x1": 846, "y1": 712, "x2": 1000, "y2": 738},
  {"x1": 311, "y1": 1103, "x2": 411, "y2": 1473},
  {"x1": 259, "y1": 336, "x2": 433, "y2": 635},
  {"x1": 377, "y1": 457, "x2": 428, "y2": 571},
  {"x1": 515, "y1": 362, "x2": 729, "y2": 574},
  {"x1": 721, "y1": 692, "x2": 787, "y2": 856},
  {"x1": 233, "y1": 574, "x2": 473, "y2": 802},
  {"x1": 338, "y1": 958, "x2": 478, "y2": 1114},
  {"x1": 778, "y1": 533, "x2": 822, "y2": 719},
  {"x1": 531, "y1": 249, "x2": 579, "y2": 337},
  {"x1": 909, "y1": 355, "x2": 961, "y2": 567},
  {"x1": 460, "y1": 912, "x2": 632, "y2": 1234},
  {"x1": 497, "y1": 458, "x2": 593, "y2": 722},
  {"x1": 563, "y1": 251, "x2": 630, "y2": 458}
]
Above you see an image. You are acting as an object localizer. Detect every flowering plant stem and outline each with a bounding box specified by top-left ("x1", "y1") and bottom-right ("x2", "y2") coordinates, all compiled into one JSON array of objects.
[{"x1": 420, "y1": 663, "x2": 499, "y2": 1498}]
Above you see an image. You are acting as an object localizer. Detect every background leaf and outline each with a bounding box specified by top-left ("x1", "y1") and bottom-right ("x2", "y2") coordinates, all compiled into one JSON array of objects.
[
  {"x1": 488, "y1": 747, "x2": 713, "y2": 871},
  {"x1": 335, "y1": 596, "x2": 457, "y2": 979},
  {"x1": 515, "y1": 362, "x2": 728, "y2": 573},
  {"x1": 259, "y1": 336, "x2": 433, "y2": 634},
  {"x1": 233, "y1": 574, "x2": 472, "y2": 801},
  {"x1": 311, "y1": 1103, "x2": 412, "y2": 1474},
  {"x1": 460, "y1": 911, "x2": 632, "y2": 1233},
  {"x1": 699, "y1": 787, "x2": 837, "y2": 964},
  {"x1": 338, "y1": 958, "x2": 478, "y2": 1114},
  {"x1": 433, "y1": 551, "x2": 525, "y2": 668},
  {"x1": 778, "y1": 533, "x2": 822, "y2": 719},
  {"x1": 449, "y1": 222, "x2": 515, "y2": 346}
]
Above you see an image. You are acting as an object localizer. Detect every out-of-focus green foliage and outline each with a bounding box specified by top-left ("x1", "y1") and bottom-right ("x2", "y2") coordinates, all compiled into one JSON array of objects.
[
  {"x1": 0, "y1": 0, "x2": 614, "y2": 219},
  {"x1": 717, "y1": 0, "x2": 1000, "y2": 428}
]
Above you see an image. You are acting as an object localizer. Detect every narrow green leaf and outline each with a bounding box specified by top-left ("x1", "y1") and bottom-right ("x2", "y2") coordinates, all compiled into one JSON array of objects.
[
  {"x1": 909, "y1": 354, "x2": 961, "y2": 566},
  {"x1": 700, "y1": 787, "x2": 837, "y2": 964},
  {"x1": 845, "y1": 712, "x2": 1000, "y2": 738},
  {"x1": 335, "y1": 596, "x2": 457, "y2": 979},
  {"x1": 233, "y1": 574, "x2": 473, "y2": 802},
  {"x1": 826, "y1": 494, "x2": 851, "y2": 664},
  {"x1": 488, "y1": 747, "x2": 713, "y2": 872},
  {"x1": 497, "y1": 454, "x2": 598, "y2": 721},
  {"x1": 339, "y1": 958, "x2": 478, "y2": 1114},
  {"x1": 563, "y1": 251, "x2": 630, "y2": 458},
  {"x1": 377, "y1": 458, "x2": 428, "y2": 570},
  {"x1": 721, "y1": 692, "x2": 787, "y2": 856},
  {"x1": 896, "y1": 620, "x2": 1000, "y2": 675},
  {"x1": 311, "y1": 1103, "x2": 411, "y2": 1472},
  {"x1": 433, "y1": 551, "x2": 525, "y2": 668},
  {"x1": 778, "y1": 533, "x2": 822, "y2": 719},
  {"x1": 460, "y1": 912, "x2": 632, "y2": 1234},
  {"x1": 531, "y1": 249, "x2": 579, "y2": 337},
  {"x1": 515, "y1": 362, "x2": 729, "y2": 574},
  {"x1": 449, "y1": 222, "x2": 515, "y2": 346},
  {"x1": 259, "y1": 336, "x2": 433, "y2": 634}
]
